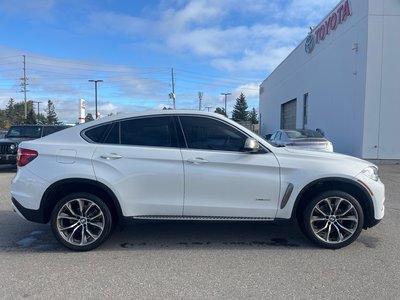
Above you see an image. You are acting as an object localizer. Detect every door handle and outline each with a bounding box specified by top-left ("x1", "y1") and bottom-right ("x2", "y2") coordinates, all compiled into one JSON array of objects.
[
  {"x1": 186, "y1": 157, "x2": 208, "y2": 165},
  {"x1": 100, "y1": 153, "x2": 123, "y2": 160}
]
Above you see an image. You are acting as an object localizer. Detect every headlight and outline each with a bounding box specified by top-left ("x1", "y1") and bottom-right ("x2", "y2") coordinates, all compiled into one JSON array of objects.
[
  {"x1": 361, "y1": 166, "x2": 379, "y2": 181},
  {"x1": 9, "y1": 144, "x2": 16, "y2": 151}
]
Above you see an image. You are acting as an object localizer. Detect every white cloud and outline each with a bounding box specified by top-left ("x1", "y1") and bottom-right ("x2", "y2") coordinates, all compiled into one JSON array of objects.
[
  {"x1": 162, "y1": 0, "x2": 224, "y2": 29},
  {"x1": 284, "y1": 0, "x2": 340, "y2": 25},
  {"x1": 86, "y1": 12, "x2": 150, "y2": 36},
  {"x1": 84, "y1": 1, "x2": 310, "y2": 74}
]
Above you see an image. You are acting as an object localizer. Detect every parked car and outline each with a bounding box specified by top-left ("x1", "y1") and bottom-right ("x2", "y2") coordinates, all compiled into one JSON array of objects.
[
  {"x1": 11, "y1": 111, "x2": 384, "y2": 251},
  {"x1": 0, "y1": 124, "x2": 70, "y2": 165},
  {"x1": 269, "y1": 129, "x2": 333, "y2": 152}
]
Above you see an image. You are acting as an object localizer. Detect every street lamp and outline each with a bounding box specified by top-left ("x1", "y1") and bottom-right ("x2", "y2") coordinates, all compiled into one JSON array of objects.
[
  {"x1": 88, "y1": 79, "x2": 103, "y2": 119},
  {"x1": 220, "y1": 92, "x2": 231, "y2": 116},
  {"x1": 31, "y1": 101, "x2": 42, "y2": 116}
]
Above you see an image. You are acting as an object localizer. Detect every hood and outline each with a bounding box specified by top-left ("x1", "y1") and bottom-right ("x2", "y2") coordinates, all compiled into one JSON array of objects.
[{"x1": 272, "y1": 147, "x2": 374, "y2": 179}]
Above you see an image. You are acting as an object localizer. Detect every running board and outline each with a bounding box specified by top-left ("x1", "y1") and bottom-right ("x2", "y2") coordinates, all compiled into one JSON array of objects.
[{"x1": 132, "y1": 215, "x2": 274, "y2": 221}]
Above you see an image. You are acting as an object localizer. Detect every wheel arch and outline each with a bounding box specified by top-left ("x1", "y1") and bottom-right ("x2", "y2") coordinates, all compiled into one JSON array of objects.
[
  {"x1": 292, "y1": 177, "x2": 375, "y2": 229},
  {"x1": 40, "y1": 178, "x2": 123, "y2": 224}
]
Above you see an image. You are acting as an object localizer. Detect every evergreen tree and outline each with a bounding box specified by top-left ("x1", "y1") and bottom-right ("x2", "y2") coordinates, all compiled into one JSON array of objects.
[
  {"x1": 14, "y1": 102, "x2": 28, "y2": 123},
  {"x1": 231, "y1": 93, "x2": 249, "y2": 122},
  {"x1": 5, "y1": 98, "x2": 16, "y2": 125},
  {"x1": 26, "y1": 109, "x2": 37, "y2": 124},
  {"x1": 0, "y1": 107, "x2": 6, "y2": 129},
  {"x1": 45, "y1": 100, "x2": 60, "y2": 125},
  {"x1": 5, "y1": 98, "x2": 27, "y2": 124},
  {"x1": 37, "y1": 113, "x2": 47, "y2": 124},
  {"x1": 214, "y1": 107, "x2": 226, "y2": 116},
  {"x1": 23, "y1": 101, "x2": 37, "y2": 124},
  {"x1": 249, "y1": 108, "x2": 259, "y2": 124},
  {"x1": 85, "y1": 113, "x2": 94, "y2": 122}
]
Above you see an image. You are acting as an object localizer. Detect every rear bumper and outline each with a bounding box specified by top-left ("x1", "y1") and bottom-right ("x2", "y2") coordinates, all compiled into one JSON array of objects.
[{"x1": 11, "y1": 197, "x2": 46, "y2": 223}]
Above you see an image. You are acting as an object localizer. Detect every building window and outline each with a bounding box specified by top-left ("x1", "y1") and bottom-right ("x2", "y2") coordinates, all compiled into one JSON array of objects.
[
  {"x1": 303, "y1": 93, "x2": 308, "y2": 129},
  {"x1": 281, "y1": 99, "x2": 297, "y2": 129}
]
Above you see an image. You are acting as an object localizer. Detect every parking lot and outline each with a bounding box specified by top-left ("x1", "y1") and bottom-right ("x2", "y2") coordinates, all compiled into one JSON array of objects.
[{"x1": 0, "y1": 163, "x2": 399, "y2": 299}]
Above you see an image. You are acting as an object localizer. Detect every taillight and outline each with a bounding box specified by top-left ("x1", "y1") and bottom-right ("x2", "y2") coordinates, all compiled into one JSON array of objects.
[{"x1": 17, "y1": 148, "x2": 38, "y2": 167}]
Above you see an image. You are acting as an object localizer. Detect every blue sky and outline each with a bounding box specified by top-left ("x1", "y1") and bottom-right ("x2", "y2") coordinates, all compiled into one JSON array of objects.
[{"x1": 0, "y1": 0, "x2": 338, "y2": 122}]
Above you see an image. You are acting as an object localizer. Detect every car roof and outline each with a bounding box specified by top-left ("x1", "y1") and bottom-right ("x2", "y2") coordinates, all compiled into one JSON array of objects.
[
  {"x1": 33, "y1": 110, "x2": 266, "y2": 146},
  {"x1": 9, "y1": 124, "x2": 69, "y2": 127},
  {"x1": 78, "y1": 110, "x2": 227, "y2": 127}
]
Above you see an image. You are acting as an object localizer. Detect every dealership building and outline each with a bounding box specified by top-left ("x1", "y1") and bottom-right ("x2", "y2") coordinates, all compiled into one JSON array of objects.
[{"x1": 259, "y1": 0, "x2": 400, "y2": 159}]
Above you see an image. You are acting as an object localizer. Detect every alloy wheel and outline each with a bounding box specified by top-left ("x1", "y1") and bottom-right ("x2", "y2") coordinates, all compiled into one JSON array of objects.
[
  {"x1": 56, "y1": 198, "x2": 105, "y2": 247},
  {"x1": 309, "y1": 196, "x2": 359, "y2": 244}
]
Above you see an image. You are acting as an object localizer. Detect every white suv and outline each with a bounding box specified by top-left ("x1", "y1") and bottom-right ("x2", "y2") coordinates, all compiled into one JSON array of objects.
[{"x1": 11, "y1": 111, "x2": 385, "y2": 251}]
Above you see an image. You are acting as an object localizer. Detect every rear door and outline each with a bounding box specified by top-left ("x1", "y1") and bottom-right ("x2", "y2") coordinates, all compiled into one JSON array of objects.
[{"x1": 90, "y1": 116, "x2": 184, "y2": 217}]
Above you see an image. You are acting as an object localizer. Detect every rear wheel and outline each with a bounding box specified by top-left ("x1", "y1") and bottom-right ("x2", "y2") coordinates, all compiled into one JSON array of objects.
[
  {"x1": 51, "y1": 193, "x2": 112, "y2": 251},
  {"x1": 301, "y1": 191, "x2": 364, "y2": 249}
]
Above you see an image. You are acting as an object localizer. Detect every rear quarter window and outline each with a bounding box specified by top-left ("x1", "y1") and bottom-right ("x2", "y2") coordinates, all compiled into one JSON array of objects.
[{"x1": 84, "y1": 123, "x2": 113, "y2": 143}]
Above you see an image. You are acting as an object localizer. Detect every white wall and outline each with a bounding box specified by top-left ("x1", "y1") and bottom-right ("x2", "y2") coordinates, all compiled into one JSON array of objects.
[{"x1": 260, "y1": 0, "x2": 400, "y2": 159}]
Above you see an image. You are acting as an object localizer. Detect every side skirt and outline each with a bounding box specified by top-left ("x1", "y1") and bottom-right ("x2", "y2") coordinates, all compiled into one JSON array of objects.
[{"x1": 132, "y1": 215, "x2": 274, "y2": 221}]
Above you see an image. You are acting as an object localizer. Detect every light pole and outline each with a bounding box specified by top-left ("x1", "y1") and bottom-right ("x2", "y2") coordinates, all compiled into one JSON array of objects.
[
  {"x1": 88, "y1": 79, "x2": 103, "y2": 119},
  {"x1": 31, "y1": 101, "x2": 42, "y2": 115},
  {"x1": 220, "y1": 92, "x2": 231, "y2": 117}
]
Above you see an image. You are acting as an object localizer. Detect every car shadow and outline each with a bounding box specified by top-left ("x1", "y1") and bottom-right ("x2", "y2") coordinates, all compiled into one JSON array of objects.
[
  {"x1": 1, "y1": 208, "x2": 314, "y2": 252},
  {"x1": 106, "y1": 219, "x2": 312, "y2": 251}
]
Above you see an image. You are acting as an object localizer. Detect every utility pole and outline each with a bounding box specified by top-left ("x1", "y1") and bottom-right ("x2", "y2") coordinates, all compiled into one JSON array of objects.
[
  {"x1": 21, "y1": 55, "x2": 28, "y2": 119},
  {"x1": 169, "y1": 68, "x2": 176, "y2": 109},
  {"x1": 88, "y1": 79, "x2": 103, "y2": 119},
  {"x1": 220, "y1": 92, "x2": 231, "y2": 117},
  {"x1": 198, "y1": 91, "x2": 203, "y2": 111},
  {"x1": 205, "y1": 106, "x2": 212, "y2": 112}
]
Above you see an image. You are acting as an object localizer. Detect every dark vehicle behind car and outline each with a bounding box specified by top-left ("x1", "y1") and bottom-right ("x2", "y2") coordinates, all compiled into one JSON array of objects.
[{"x1": 0, "y1": 125, "x2": 70, "y2": 165}]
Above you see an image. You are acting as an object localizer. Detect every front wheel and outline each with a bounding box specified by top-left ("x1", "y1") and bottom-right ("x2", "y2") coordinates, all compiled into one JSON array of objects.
[
  {"x1": 301, "y1": 191, "x2": 364, "y2": 249},
  {"x1": 51, "y1": 193, "x2": 113, "y2": 251}
]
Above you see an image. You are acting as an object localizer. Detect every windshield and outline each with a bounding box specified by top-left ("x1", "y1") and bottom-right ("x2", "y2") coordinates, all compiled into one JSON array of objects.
[{"x1": 6, "y1": 126, "x2": 42, "y2": 138}]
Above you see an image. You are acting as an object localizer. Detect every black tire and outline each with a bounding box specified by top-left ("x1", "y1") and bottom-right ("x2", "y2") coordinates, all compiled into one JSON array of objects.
[
  {"x1": 51, "y1": 192, "x2": 113, "y2": 251},
  {"x1": 301, "y1": 190, "x2": 364, "y2": 249}
]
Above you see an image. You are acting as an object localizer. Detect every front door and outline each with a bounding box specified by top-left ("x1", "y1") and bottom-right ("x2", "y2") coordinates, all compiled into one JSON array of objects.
[{"x1": 179, "y1": 116, "x2": 280, "y2": 218}]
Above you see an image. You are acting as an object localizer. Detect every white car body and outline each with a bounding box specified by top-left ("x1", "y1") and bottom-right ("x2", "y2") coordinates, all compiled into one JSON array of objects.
[{"x1": 10, "y1": 111, "x2": 385, "y2": 250}]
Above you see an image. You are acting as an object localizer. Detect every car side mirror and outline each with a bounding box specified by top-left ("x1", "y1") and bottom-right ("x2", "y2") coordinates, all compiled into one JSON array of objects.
[{"x1": 244, "y1": 138, "x2": 260, "y2": 153}]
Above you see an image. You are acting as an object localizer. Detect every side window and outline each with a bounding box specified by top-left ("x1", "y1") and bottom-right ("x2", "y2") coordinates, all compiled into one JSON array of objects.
[
  {"x1": 179, "y1": 116, "x2": 247, "y2": 152},
  {"x1": 103, "y1": 122, "x2": 120, "y2": 144},
  {"x1": 120, "y1": 116, "x2": 178, "y2": 147},
  {"x1": 84, "y1": 124, "x2": 112, "y2": 143},
  {"x1": 42, "y1": 126, "x2": 67, "y2": 137}
]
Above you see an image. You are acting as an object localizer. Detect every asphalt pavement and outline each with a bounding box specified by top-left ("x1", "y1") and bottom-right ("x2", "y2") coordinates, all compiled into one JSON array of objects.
[{"x1": 0, "y1": 163, "x2": 399, "y2": 299}]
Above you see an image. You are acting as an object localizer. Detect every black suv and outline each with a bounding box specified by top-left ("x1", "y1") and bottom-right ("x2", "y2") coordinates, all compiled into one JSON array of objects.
[{"x1": 0, "y1": 125, "x2": 70, "y2": 165}]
